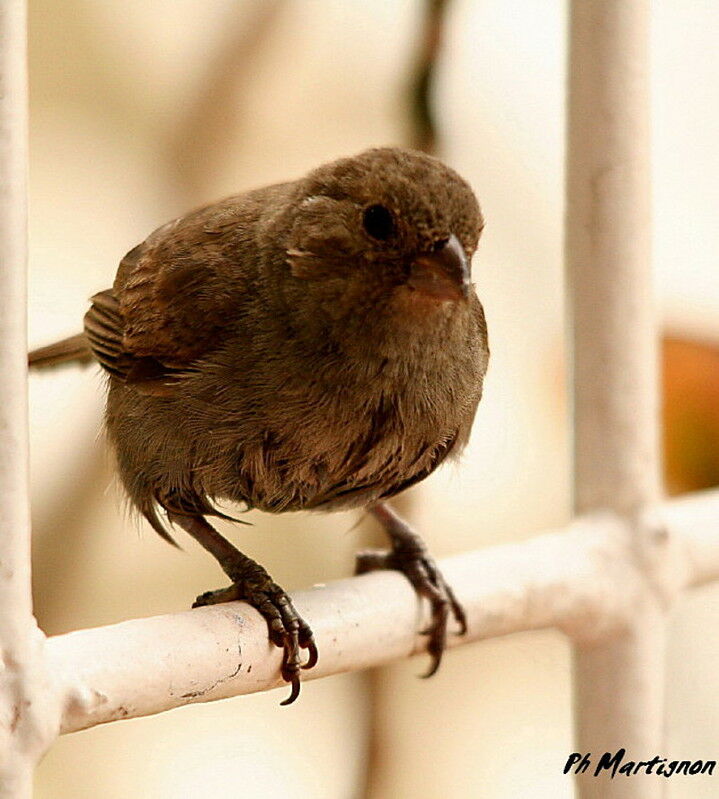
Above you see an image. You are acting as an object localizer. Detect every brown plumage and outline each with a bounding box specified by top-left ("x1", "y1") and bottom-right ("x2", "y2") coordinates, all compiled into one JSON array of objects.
[{"x1": 30, "y1": 147, "x2": 489, "y2": 703}]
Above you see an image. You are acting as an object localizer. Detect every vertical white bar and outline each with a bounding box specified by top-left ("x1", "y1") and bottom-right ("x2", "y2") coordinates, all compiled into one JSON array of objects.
[
  {"x1": 0, "y1": 0, "x2": 31, "y2": 646},
  {"x1": 0, "y1": 2, "x2": 45, "y2": 796},
  {"x1": 566, "y1": 2, "x2": 664, "y2": 798}
]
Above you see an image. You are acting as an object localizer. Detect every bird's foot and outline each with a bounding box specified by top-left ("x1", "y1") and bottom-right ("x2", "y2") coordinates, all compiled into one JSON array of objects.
[
  {"x1": 356, "y1": 512, "x2": 467, "y2": 677},
  {"x1": 193, "y1": 565, "x2": 318, "y2": 705}
]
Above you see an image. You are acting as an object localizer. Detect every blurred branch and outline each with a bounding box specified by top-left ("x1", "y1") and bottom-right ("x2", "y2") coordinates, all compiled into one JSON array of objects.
[
  {"x1": 408, "y1": 0, "x2": 452, "y2": 153},
  {"x1": 45, "y1": 489, "x2": 719, "y2": 735},
  {"x1": 167, "y1": 0, "x2": 283, "y2": 201}
]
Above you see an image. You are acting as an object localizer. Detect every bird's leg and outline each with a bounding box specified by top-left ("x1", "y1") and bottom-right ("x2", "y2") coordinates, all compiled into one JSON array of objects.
[
  {"x1": 355, "y1": 502, "x2": 467, "y2": 677},
  {"x1": 167, "y1": 512, "x2": 318, "y2": 705}
]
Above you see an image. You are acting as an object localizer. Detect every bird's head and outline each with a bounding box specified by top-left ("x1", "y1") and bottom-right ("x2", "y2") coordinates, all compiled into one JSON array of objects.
[{"x1": 281, "y1": 148, "x2": 484, "y2": 316}]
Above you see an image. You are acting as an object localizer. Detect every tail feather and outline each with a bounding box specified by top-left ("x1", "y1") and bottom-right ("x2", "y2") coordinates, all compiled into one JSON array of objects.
[{"x1": 28, "y1": 333, "x2": 94, "y2": 369}]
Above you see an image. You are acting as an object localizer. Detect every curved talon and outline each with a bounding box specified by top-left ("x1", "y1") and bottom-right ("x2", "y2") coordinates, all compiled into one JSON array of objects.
[
  {"x1": 422, "y1": 593, "x2": 449, "y2": 678},
  {"x1": 356, "y1": 542, "x2": 466, "y2": 678},
  {"x1": 445, "y1": 585, "x2": 468, "y2": 635},
  {"x1": 422, "y1": 656, "x2": 442, "y2": 679},
  {"x1": 281, "y1": 676, "x2": 302, "y2": 706},
  {"x1": 302, "y1": 639, "x2": 319, "y2": 670}
]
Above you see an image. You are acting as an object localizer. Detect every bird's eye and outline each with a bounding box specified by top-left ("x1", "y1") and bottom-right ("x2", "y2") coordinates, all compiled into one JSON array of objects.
[{"x1": 363, "y1": 204, "x2": 395, "y2": 241}]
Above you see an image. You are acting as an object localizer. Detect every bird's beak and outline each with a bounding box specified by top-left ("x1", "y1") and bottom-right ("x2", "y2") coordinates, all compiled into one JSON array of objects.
[{"x1": 408, "y1": 234, "x2": 471, "y2": 302}]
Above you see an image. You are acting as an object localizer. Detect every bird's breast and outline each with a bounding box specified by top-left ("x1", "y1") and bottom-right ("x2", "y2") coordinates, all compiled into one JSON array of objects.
[
  {"x1": 214, "y1": 370, "x2": 471, "y2": 514},
  {"x1": 200, "y1": 297, "x2": 487, "y2": 513}
]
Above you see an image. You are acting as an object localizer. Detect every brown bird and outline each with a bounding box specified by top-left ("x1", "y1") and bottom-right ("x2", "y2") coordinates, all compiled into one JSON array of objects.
[{"x1": 29, "y1": 147, "x2": 489, "y2": 703}]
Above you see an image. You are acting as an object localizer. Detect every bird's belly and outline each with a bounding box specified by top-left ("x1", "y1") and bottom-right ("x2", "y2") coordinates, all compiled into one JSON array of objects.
[{"x1": 216, "y1": 415, "x2": 457, "y2": 514}]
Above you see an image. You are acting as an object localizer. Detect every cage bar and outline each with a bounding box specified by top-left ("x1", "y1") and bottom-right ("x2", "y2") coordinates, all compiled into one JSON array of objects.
[{"x1": 566, "y1": 2, "x2": 665, "y2": 797}]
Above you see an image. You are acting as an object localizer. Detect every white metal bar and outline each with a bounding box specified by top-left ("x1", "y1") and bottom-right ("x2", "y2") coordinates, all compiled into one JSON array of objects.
[
  {"x1": 47, "y1": 516, "x2": 632, "y2": 733},
  {"x1": 0, "y1": 2, "x2": 57, "y2": 796},
  {"x1": 566, "y1": 2, "x2": 663, "y2": 798},
  {"x1": 567, "y1": 0, "x2": 658, "y2": 517},
  {"x1": 0, "y1": 0, "x2": 31, "y2": 629},
  {"x1": 42, "y1": 492, "x2": 719, "y2": 735}
]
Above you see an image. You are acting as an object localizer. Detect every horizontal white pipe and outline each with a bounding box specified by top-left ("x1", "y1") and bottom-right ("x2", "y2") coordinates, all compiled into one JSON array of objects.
[{"x1": 46, "y1": 490, "x2": 719, "y2": 735}]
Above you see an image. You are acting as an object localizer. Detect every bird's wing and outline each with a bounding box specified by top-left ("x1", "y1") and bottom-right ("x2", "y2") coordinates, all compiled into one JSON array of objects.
[{"x1": 84, "y1": 210, "x2": 244, "y2": 396}]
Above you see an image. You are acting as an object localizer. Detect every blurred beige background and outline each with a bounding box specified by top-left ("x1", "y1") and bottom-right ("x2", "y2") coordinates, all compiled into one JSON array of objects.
[{"x1": 27, "y1": 1, "x2": 718, "y2": 797}]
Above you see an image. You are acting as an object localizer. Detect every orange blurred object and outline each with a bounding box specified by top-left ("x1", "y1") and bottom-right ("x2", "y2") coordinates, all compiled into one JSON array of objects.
[{"x1": 663, "y1": 335, "x2": 719, "y2": 495}]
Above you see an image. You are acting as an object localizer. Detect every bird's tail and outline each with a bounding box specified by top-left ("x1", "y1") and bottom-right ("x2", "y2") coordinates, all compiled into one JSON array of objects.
[{"x1": 28, "y1": 333, "x2": 94, "y2": 370}]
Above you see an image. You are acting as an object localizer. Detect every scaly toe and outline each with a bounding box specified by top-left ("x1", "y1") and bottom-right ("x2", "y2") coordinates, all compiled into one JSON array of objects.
[{"x1": 191, "y1": 574, "x2": 318, "y2": 704}]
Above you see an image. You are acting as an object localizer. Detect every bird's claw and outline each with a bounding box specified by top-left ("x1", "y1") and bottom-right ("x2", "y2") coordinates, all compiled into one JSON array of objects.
[
  {"x1": 193, "y1": 572, "x2": 318, "y2": 706},
  {"x1": 355, "y1": 544, "x2": 467, "y2": 677}
]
